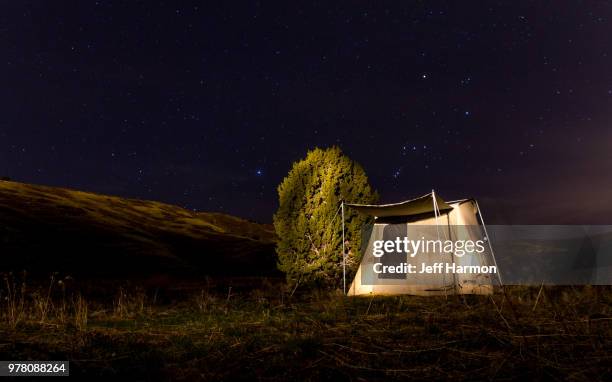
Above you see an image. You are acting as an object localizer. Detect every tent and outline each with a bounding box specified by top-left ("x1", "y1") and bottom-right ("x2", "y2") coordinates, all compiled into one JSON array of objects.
[{"x1": 343, "y1": 191, "x2": 500, "y2": 296}]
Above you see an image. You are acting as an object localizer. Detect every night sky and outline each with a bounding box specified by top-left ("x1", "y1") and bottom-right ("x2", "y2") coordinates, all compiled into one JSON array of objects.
[{"x1": 2, "y1": 2, "x2": 611, "y2": 224}]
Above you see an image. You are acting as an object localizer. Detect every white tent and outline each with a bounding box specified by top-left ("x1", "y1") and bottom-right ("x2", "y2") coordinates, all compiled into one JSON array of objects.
[{"x1": 343, "y1": 191, "x2": 500, "y2": 296}]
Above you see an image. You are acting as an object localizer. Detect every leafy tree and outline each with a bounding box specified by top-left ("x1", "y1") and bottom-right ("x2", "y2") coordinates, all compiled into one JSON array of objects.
[{"x1": 273, "y1": 147, "x2": 378, "y2": 290}]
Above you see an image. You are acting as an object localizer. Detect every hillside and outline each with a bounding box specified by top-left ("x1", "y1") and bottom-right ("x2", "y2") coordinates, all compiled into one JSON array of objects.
[{"x1": 0, "y1": 180, "x2": 278, "y2": 279}]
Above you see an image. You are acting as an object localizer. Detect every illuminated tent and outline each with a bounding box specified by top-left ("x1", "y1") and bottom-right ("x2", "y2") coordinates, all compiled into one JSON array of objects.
[{"x1": 344, "y1": 191, "x2": 500, "y2": 296}]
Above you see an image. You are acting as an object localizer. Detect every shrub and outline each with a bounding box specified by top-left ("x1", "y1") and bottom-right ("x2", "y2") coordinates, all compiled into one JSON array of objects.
[{"x1": 274, "y1": 147, "x2": 377, "y2": 290}]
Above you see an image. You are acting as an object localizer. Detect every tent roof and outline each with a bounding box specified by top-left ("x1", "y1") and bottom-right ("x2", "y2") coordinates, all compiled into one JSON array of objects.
[{"x1": 346, "y1": 192, "x2": 454, "y2": 218}]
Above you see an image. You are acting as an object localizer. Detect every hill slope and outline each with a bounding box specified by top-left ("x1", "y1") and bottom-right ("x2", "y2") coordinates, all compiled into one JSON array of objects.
[{"x1": 0, "y1": 180, "x2": 278, "y2": 278}]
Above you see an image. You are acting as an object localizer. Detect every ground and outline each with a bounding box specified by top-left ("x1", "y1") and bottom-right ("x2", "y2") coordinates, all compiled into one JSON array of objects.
[{"x1": 1, "y1": 281, "x2": 611, "y2": 381}]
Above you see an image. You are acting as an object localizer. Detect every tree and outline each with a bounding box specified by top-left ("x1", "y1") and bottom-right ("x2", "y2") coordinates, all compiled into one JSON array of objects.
[{"x1": 273, "y1": 147, "x2": 378, "y2": 290}]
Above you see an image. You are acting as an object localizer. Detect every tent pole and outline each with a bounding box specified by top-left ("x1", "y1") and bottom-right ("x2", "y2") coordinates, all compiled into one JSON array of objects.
[
  {"x1": 432, "y1": 189, "x2": 441, "y2": 245},
  {"x1": 341, "y1": 201, "x2": 346, "y2": 295},
  {"x1": 432, "y1": 189, "x2": 440, "y2": 234},
  {"x1": 446, "y1": 212, "x2": 458, "y2": 294},
  {"x1": 432, "y1": 190, "x2": 443, "y2": 245},
  {"x1": 433, "y1": 190, "x2": 448, "y2": 296},
  {"x1": 475, "y1": 201, "x2": 503, "y2": 286},
  {"x1": 433, "y1": 189, "x2": 455, "y2": 294}
]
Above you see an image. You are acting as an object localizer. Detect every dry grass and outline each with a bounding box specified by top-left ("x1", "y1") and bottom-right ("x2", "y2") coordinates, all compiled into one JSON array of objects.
[
  {"x1": 0, "y1": 276, "x2": 611, "y2": 381},
  {"x1": 73, "y1": 293, "x2": 88, "y2": 331},
  {"x1": 0, "y1": 180, "x2": 278, "y2": 280},
  {"x1": 2, "y1": 272, "x2": 26, "y2": 329},
  {"x1": 0, "y1": 180, "x2": 274, "y2": 242}
]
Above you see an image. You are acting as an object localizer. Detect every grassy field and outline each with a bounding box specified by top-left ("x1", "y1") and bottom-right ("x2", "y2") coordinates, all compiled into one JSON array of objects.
[
  {"x1": 1, "y1": 276, "x2": 611, "y2": 381},
  {"x1": 1, "y1": 181, "x2": 611, "y2": 380}
]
